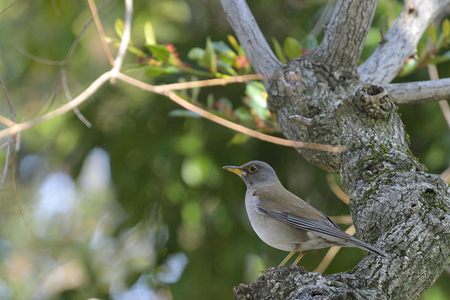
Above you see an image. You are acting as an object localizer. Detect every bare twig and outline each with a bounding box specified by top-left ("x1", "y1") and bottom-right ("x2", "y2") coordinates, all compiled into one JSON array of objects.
[
  {"x1": 359, "y1": 0, "x2": 450, "y2": 83},
  {"x1": 219, "y1": 0, "x2": 280, "y2": 79},
  {"x1": 441, "y1": 166, "x2": 450, "y2": 183},
  {"x1": 110, "y1": 0, "x2": 133, "y2": 78},
  {"x1": 0, "y1": 80, "x2": 17, "y2": 184},
  {"x1": 326, "y1": 173, "x2": 350, "y2": 204},
  {"x1": 0, "y1": 0, "x2": 346, "y2": 155},
  {"x1": 427, "y1": 64, "x2": 450, "y2": 129},
  {"x1": 60, "y1": 70, "x2": 92, "y2": 128},
  {"x1": 314, "y1": 225, "x2": 355, "y2": 273},
  {"x1": 0, "y1": 115, "x2": 16, "y2": 127},
  {"x1": 0, "y1": 71, "x2": 112, "y2": 140},
  {"x1": 152, "y1": 74, "x2": 262, "y2": 93},
  {"x1": 0, "y1": 70, "x2": 345, "y2": 153},
  {"x1": 385, "y1": 78, "x2": 450, "y2": 105},
  {"x1": 116, "y1": 72, "x2": 345, "y2": 153},
  {"x1": 0, "y1": 0, "x2": 16, "y2": 16},
  {"x1": 88, "y1": 0, "x2": 115, "y2": 66},
  {"x1": 329, "y1": 215, "x2": 353, "y2": 225}
]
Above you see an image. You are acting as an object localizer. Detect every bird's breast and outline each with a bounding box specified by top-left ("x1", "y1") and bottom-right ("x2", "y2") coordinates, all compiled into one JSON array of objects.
[{"x1": 244, "y1": 192, "x2": 301, "y2": 252}]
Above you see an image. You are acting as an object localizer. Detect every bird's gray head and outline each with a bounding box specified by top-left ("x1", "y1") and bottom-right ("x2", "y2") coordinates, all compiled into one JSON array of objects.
[{"x1": 223, "y1": 160, "x2": 280, "y2": 188}]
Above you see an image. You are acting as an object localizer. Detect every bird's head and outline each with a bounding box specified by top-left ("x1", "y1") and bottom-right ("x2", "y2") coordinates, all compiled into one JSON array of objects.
[{"x1": 223, "y1": 160, "x2": 280, "y2": 188}]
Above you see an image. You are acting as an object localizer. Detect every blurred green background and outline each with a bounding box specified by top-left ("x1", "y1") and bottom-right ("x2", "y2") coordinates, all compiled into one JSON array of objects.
[{"x1": 0, "y1": 0, "x2": 449, "y2": 299}]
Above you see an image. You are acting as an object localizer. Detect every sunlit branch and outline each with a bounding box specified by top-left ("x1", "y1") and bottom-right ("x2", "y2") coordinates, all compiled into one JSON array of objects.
[
  {"x1": 427, "y1": 64, "x2": 450, "y2": 129},
  {"x1": 60, "y1": 70, "x2": 92, "y2": 128},
  {"x1": 219, "y1": 0, "x2": 280, "y2": 79},
  {"x1": 326, "y1": 173, "x2": 350, "y2": 204},
  {"x1": 116, "y1": 73, "x2": 345, "y2": 153},
  {"x1": 110, "y1": 0, "x2": 133, "y2": 78},
  {"x1": 314, "y1": 225, "x2": 355, "y2": 273},
  {"x1": 88, "y1": 0, "x2": 114, "y2": 66},
  {"x1": 386, "y1": 78, "x2": 450, "y2": 105},
  {"x1": 152, "y1": 74, "x2": 262, "y2": 93}
]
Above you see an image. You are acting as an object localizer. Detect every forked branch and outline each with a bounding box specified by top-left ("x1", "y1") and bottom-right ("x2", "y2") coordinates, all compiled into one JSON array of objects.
[
  {"x1": 312, "y1": 0, "x2": 377, "y2": 71},
  {"x1": 359, "y1": 0, "x2": 450, "y2": 83},
  {"x1": 219, "y1": 0, "x2": 281, "y2": 79}
]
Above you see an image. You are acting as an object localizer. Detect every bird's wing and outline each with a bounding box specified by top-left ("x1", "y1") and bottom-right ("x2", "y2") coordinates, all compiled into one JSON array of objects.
[
  {"x1": 254, "y1": 185, "x2": 386, "y2": 257},
  {"x1": 254, "y1": 184, "x2": 352, "y2": 242}
]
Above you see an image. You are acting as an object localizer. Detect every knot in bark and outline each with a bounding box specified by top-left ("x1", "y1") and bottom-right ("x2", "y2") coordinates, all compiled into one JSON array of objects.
[{"x1": 354, "y1": 84, "x2": 394, "y2": 119}]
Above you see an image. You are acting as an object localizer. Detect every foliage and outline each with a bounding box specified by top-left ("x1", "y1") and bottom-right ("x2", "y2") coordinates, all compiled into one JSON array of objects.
[{"x1": 0, "y1": 0, "x2": 448, "y2": 299}]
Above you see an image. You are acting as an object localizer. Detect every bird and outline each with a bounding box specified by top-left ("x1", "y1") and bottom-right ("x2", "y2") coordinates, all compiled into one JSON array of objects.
[{"x1": 223, "y1": 160, "x2": 386, "y2": 267}]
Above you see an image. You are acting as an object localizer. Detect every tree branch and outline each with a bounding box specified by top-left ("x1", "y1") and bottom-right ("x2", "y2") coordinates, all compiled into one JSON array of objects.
[
  {"x1": 312, "y1": 0, "x2": 377, "y2": 71},
  {"x1": 219, "y1": 0, "x2": 281, "y2": 79},
  {"x1": 385, "y1": 78, "x2": 450, "y2": 104},
  {"x1": 359, "y1": 0, "x2": 450, "y2": 84}
]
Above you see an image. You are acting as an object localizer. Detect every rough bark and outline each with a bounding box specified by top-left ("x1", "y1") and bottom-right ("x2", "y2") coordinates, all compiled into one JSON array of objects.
[
  {"x1": 313, "y1": 0, "x2": 377, "y2": 71},
  {"x1": 219, "y1": 0, "x2": 280, "y2": 79},
  {"x1": 385, "y1": 78, "x2": 450, "y2": 104},
  {"x1": 222, "y1": 0, "x2": 450, "y2": 299},
  {"x1": 359, "y1": 0, "x2": 450, "y2": 84},
  {"x1": 235, "y1": 54, "x2": 450, "y2": 300}
]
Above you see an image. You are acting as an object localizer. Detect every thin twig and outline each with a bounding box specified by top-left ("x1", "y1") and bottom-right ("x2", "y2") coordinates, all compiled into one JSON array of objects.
[
  {"x1": 0, "y1": 115, "x2": 16, "y2": 127},
  {"x1": 116, "y1": 72, "x2": 345, "y2": 153},
  {"x1": 0, "y1": 80, "x2": 17, "y2": 184},
  {"x1": 60, "y1": 69, "x2": 92, "y2": 127},
  {"x1": 88, "y1": 0, "x2": 115, "y2": 66},
  {"x1": 427, "y1": 64, "x2": 450, "y2": 129},
  {"x1": 314, "y1": 225, "x2": 355, "y2": 273},
  {"x1": 110, "y1": 0, "x2": 133, "y2": 78},
  {"x1": 326, "y1": 173, "x2": 350, "y2": 204},
  {"x1": 329, "y1": 215, "x2": 353, "y2": 225},
  {"x1": 0, "y1": 0, "x2": 16, "y2": 16},
  {"x1": 152, "y1": 74, "x2": 262, "y2": 93},
  {"x1": 441, "y1": 166, "x2": 450, "y2": 183},
  {"x1": 0, "y1": 71, "x2": 112, "y2": 140}
]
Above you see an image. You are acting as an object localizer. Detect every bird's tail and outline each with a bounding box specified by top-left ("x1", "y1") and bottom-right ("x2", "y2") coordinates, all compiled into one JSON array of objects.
[{"x1": 349, "y1": 236, "x2": 387, "y2": 257}]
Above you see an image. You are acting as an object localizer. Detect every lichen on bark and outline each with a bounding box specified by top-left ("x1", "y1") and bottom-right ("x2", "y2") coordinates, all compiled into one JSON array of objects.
[{"x1": 233, "y1": 54, "x2": 450, "y2": 299}]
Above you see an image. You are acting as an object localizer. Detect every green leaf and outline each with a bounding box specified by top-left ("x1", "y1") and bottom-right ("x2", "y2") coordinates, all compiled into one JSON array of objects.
[
  {"x1": 205, "y1": 37, "x2": 217, "y2": 73},
  {"x1": 271, "y1": 38, "x2": 287, "y2": 63},
  {"x1": 245, "y1": 81, "x2": 270, "y2": 120},
  {"x1": 188, "y1": 48, "x2": 205, "y2": 61},
  {"x1": 428, "y1": 24, "x2": 437, "y2": 44},
  {"x1": 147, "y1": 44, "x2": 171, "y2": 61},
  {"x1": 207, "y1": 94, "x2": 215, "y2": 109},
  {"x1": 228, "y1": 133, "x2": 249, "y2": 145},
  {"x1": 429, "y1": 50, "x2": 450, "y2": 65},
  {"x1": 398, "y1": 58, "x2": 418, "y2": 77},
  {"x1": 115, "y1": 18, "x2": 124, "y2": 38},
  {"x1": 443, "y1": 19, "x2": 450, "y2": 38},
  {"x1": 144, "y1": 21, "x2": 156, "y2": 45},
  {"x1": 283, "y1": 37, "x2": 302, "y2": 60},
  {"x1": 145, "y1": 65, "x2": 179, "y2": 76},
  {"x1": 303, "y1": 34, "x2": 318, "y2": 49},
  {"x1": 169, "y1": 110, "x2": 201, "y2": 118},
  {"x1": 227, "y1": 35, "x2": 244, "y2": 55}
]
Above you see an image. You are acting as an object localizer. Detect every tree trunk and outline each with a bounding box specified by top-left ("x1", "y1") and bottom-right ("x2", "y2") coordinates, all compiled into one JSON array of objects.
[{"x1": 221, "y1": 0, "x2": 450, "y2": 299}]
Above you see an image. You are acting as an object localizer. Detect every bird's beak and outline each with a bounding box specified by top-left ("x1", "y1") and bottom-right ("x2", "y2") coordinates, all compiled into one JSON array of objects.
[{"x1": 223, "y1": 165, "x2": 246, "y2": 177}]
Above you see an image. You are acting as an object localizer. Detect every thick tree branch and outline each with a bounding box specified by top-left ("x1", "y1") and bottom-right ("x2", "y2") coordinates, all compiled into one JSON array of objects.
[
  {"x1": 312, "y1": 0, "x2": 377, "y2": 71},
  {"x1": 385, "y1": 78, "x2": 450, "y2": 104},
  {"x1": 359, "y1": 0, "x2": 450, "y2": 84},
  {"x1": 219, "y1": 0, "x2": 281, "y2": 79}
]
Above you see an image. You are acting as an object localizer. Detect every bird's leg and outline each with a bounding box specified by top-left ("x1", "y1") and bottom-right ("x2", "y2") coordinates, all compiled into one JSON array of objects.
[
  {"x1": 278, "y1": 251, "x2": 296, "y2": 267},
  {"x1": 292, "y1": 251, "x2": 305, "y2": 265}
]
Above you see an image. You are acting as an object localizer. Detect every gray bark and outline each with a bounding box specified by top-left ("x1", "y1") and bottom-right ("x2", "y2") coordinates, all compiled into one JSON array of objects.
[
  {"x1": 358, "y1": 0, "x2": 450, "y2": 84},
  {"x1": 219, "y1": 0, "x2": 281, "y2": 80},
  {"x1": 222, "y1": 0, "x2": 450, "y2": 299},
  {"x1": 385, "y1": 78, "x2": 450, "y2": 105}
]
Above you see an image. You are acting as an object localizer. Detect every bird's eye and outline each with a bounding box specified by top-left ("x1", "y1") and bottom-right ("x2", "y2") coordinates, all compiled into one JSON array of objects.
[{"x1": 248, "y1": 165, "x2": 258, "y2": 173}]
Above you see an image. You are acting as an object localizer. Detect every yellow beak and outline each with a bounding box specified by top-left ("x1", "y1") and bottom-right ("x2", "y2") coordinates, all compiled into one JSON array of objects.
[{"x1": 223, "y1": 165, "x2": 246, "y2": 176}]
